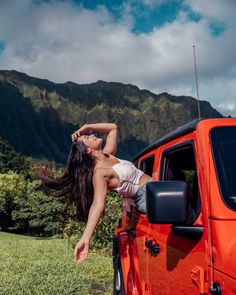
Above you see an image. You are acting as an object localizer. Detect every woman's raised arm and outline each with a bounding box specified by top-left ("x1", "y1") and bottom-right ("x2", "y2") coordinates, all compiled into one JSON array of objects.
[
  {"x1": 73, "y1": 170, "x2": 108, "y2": 264},
  {"x1": 72, "y1": 123, "x2": 118, "y2": 155}
]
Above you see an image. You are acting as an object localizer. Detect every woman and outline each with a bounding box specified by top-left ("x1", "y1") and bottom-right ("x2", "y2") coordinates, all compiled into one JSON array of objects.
[{"x1": 41, "y1": 123, "x2": 151, "y2": 265}]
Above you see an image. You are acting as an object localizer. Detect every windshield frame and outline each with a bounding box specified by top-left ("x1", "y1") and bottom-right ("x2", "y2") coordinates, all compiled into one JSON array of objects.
[{"x1": 210, "y1": 125, "x2": 236, "y2": 212}]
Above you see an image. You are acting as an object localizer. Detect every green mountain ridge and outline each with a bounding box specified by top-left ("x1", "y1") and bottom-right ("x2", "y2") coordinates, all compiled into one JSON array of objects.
[{"x1": 0, "y1": 70, "x2": 223, "y2": 162}]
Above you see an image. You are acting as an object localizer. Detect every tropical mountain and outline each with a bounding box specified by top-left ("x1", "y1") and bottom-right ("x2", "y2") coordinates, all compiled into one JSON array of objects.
[{"x1": 0, "y1": 70, "x2": 222, "y2": 162}]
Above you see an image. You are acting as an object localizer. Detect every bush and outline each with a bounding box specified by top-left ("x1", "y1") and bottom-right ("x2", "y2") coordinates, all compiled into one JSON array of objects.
[
  {"x1": 0, "y1": 172, "x2": 27, "y2": 229},
  {"x1": 0, "y1": 170, "x2": 64, "y2": 235},
  {"x1": 64, "y1": 192, "x2": 122, "y2": 249},
  {"x1": 12, "y1": 179, "x2": 65, "y2": 236}
]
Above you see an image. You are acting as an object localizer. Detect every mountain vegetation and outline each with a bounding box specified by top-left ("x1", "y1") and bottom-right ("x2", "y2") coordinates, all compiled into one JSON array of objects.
[{"x1": 0, "y1": 70, "x2": 222, "y2": 162}]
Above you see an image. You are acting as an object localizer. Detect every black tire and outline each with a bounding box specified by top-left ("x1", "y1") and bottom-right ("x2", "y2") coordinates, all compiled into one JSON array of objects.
[{"x1": 113, "y1": 253, "x2": 126, "y2": 295}]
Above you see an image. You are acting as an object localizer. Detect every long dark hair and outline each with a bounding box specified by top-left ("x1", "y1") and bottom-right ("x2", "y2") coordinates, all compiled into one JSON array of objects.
[{"x1": 39, "y1": 141, "x2": 95, "y2": 221}]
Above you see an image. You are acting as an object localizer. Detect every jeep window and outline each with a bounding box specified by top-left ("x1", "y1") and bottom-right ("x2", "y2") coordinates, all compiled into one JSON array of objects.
[
  {"x1": 139, "y1": 155, "x2": 154, "y2": 177},
  {"x1": 161, "y1": 143, "x2": 201, "y2": 224},
  {"x1": 211, "y1": 126, "x2": 236, "y2": 211}
]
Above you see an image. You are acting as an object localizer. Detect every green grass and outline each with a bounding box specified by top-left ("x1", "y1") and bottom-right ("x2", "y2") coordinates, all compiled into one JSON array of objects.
[{"x1": 0, "y1": 231, "x2": 113, "y2": 295}]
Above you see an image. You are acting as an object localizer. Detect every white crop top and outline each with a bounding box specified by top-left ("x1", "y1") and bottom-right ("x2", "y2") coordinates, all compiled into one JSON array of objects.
[{"x1": 112, "y1": 158, "x2": 144, "y2": 197}]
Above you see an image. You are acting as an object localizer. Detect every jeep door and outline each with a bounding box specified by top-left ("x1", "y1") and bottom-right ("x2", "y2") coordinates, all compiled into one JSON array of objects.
[
  {"x1": 133, "y1": 154, "x2": 156, "y2": 294},
  {"x1": 146, "y1": 141, "x2": 208, "y2": 295}
]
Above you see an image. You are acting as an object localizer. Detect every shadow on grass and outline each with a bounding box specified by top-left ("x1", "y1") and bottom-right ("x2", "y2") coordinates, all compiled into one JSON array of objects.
[{"x1": 90, "y1": 281, "x2": 112, "y2": 294}]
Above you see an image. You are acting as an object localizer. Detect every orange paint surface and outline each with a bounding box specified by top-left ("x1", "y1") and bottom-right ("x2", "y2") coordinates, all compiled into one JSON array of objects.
[{"x1": 114, "y1": 118, "x2": 236, "y2": 294}]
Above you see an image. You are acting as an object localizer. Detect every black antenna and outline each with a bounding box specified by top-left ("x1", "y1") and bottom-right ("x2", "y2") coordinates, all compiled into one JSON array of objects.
[{"x1": 193, "y1": 45, "x2": 201, "y2": 119}]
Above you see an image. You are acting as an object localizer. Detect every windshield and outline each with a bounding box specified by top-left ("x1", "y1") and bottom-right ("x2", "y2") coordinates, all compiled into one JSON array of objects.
[{"x1": 211, "y1": 126, "x2": 236, "y2": 211}]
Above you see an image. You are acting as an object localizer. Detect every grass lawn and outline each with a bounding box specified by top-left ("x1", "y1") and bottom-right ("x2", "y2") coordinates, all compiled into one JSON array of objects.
[{"x1": 0, "y1": 231, "x2": 113, "y2": 295}]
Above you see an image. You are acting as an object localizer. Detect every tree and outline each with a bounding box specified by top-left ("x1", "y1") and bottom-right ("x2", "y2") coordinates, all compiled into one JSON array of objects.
[
  {"x1": 0, "y1": 139, "x2": 30, "y2": 176},
  {"x1": 0, "y1": 172, "x2": 27, "y2": 229},
  {"x1": 12, "y1": 179, "x2": 64, "y2": 236}
]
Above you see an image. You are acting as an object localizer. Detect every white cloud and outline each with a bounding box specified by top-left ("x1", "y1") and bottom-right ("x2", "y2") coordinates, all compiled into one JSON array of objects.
[
  {"x1": 184, "y1": 0, "x2": 236, "y2": 26},
  {"x1": 0, "y1": 0, "x2": 235, "y2": 117},
  {"x1": 138, "y1": 0, "x2": 166, "y2": 7}
]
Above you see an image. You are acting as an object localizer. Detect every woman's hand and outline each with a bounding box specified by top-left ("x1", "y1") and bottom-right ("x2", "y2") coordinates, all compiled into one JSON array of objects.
[
  {"x1": 74, "y1": 239, "x2": 90, "y2": 264},
  {"x1": 71, "y1": 124, "x2": 88, "y2": 142}
]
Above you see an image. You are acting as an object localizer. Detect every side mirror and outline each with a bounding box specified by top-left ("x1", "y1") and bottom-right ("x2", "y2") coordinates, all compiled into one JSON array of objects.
[{"x1": 146, "y1": 181, "x2": 188, "y2": 224}]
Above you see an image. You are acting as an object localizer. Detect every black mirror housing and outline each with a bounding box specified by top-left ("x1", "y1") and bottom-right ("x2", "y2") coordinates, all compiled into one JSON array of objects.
[{"x1": 146, "y1": 181, "x2": 188, "y2": 224}]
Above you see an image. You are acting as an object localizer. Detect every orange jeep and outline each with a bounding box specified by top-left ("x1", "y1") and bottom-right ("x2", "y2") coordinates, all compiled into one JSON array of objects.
[{"x1": 113, "y1": 118, "x2": 236, "y2": 295}]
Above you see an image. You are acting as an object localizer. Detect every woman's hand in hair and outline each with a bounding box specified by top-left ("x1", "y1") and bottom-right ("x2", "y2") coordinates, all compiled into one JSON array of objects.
[
  {"x1": 72, "y1": 124, "x2": 89, "y2": 142},
  {"x1": 74, "y1": 238, "x2": 90, "y2": 264}
]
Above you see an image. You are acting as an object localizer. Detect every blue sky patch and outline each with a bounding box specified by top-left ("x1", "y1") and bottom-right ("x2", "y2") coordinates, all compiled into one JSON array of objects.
[
  {"x1": 209, "y1": 22, "x2": 226, "y2": 36},
  {"x1": 74, "y1": 0, "x2": 122, "y2": 10},
  {"x1": 184, "y1": 8, "x2": 202, "y2": 23},
  {"x1": 0, "y1": 41, "x2": 5, "y2": 54},
  {"x1": 74, "y1": 0, "x2": 184, "y2": 33},
  {"x1": 132, "y1": 1, "x2": 183, "y2": 33}
]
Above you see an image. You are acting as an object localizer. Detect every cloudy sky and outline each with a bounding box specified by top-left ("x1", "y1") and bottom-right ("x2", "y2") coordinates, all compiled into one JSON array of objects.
[{"x1": 0, "y1": 0, "x2": 235, "y2": 116}]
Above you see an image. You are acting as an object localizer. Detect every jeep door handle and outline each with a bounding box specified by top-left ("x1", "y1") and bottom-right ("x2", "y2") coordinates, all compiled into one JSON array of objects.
[{"x1": 145, "y1": 240, "x2": 160, "y2": 256}]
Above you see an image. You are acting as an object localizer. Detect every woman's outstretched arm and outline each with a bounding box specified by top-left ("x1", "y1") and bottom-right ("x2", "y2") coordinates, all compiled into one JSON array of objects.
[
  {"x1": 72, "y1": 123, "x2": 118, "y2": 155},
  {"x1": 74, "y1": 170, "x2": 108, "y2": 264}
]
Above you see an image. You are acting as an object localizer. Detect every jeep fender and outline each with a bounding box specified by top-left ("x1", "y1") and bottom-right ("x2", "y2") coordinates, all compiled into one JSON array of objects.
[{"x1": 113, "y1": 229, "x2": 142, "y2": 295}]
